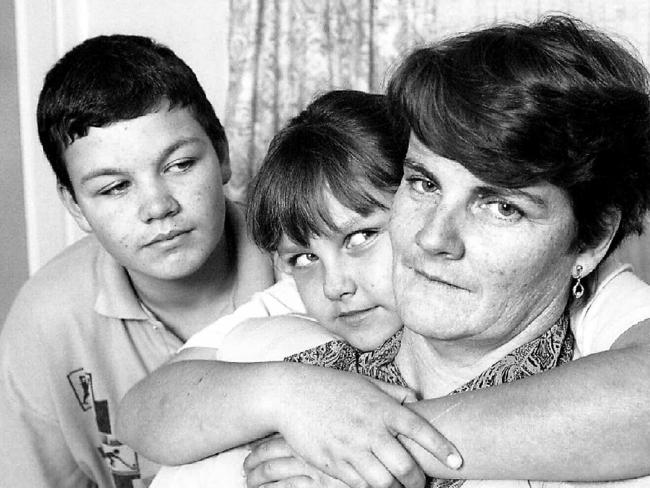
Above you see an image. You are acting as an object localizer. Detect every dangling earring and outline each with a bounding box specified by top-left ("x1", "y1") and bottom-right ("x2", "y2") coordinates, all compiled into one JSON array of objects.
[{"x1": 572, "y1": 264, "x2": 584, "y2": 299}]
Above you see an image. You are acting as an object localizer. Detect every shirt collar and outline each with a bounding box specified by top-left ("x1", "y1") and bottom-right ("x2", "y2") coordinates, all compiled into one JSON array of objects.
[{"x1": 94, "y1": 246, "x2": 149, "y2": 321}]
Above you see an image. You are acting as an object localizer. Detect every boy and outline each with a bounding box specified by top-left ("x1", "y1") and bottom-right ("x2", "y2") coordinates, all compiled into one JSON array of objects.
[{"x1": 0, "y1": 34, "x2": 274, "y2": 488}]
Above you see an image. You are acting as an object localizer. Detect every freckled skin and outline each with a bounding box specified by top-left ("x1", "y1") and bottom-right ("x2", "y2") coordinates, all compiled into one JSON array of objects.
[
  {"x1": 61, "y1": 106, "x2": 228, "y2": 284},
  {"x1": 390, "y1": 135, "x2": 580, "y2": 350}
]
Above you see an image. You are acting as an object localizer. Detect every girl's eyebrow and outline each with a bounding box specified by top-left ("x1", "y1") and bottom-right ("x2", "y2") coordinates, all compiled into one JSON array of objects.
[{"x1": 403, "y1": 156, "x2": 431, "y2": 176}]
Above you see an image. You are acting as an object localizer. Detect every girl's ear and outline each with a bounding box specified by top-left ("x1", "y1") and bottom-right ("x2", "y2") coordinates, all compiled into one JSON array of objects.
[
  {"x1": 574, "y1": 210, "x2": 621, "y2": 277},
  {"x1": 57, "y1": 184, "x2": 93, "y2": 234}
]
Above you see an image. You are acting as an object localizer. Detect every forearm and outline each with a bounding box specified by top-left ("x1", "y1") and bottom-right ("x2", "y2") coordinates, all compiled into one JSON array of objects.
[
  {"x1": 404, "y1": 343, "x2": 650, "y2": 481},
  {"x1": 116, "y1": 359, "x2": 295, "y2": 465}
]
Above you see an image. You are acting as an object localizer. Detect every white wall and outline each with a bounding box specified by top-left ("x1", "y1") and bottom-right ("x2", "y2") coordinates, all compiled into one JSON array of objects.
[{"x1": 14, "y1": 0, "x2": 230, "y2": 274}]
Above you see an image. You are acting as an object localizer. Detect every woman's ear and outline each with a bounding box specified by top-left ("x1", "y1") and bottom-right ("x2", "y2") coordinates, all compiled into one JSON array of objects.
[
  {"x1": 574, "y1": 210, "x2": 621, "y2": 277},
  {"x1": 57, "y1": 183, "x2": 93, "y2": 234}
]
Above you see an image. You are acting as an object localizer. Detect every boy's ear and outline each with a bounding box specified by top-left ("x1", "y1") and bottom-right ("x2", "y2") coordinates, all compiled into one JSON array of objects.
[
  {"x1": 574, "y1": 209, "x2": 621, "y2": 278},
  {"x1": 220, "y1": 149, "x2": 231, "y2": 185},
  {"x1": 57, "y1": 183, "x2": 93, "y2": 234}
]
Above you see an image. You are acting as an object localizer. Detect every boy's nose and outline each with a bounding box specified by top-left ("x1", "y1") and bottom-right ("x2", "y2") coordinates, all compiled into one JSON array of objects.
[{"x1": 139, "y1": 187, "x2": 181, "y2": 222}]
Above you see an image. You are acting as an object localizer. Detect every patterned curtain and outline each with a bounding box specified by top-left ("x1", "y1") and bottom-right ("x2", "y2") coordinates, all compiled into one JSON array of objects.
[{"x1": 224, "y1": 0, "x2": 650, "y2": 280}]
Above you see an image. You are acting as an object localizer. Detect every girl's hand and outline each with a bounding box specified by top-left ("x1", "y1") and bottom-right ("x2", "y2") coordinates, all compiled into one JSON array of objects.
[
  {"x1": 244, "y1": 435, "x2": 350, "y2": 488},
  {"x1": 268, "y1": 364, "x2": 462, "y2": 488}
]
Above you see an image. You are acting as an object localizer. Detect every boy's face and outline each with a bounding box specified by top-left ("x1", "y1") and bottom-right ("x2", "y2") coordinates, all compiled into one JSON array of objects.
[
  {"x1": 59, "y1": 105, "x2": 229, "y2": 283},
  {"x1": 277, "y1": 191, "x2": 401, "y2": 351}
]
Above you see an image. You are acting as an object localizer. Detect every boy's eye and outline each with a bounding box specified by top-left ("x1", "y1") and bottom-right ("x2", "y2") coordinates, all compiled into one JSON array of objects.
[
  {"x1": 99, "y1": 180, "x2": 130, "y2": 196},
  {"x1": 346, "y1": 230, "x2": 378, "y2": 249},
  {"x1": 166, "y1": 159, "x2": 195, "y2": 173}
]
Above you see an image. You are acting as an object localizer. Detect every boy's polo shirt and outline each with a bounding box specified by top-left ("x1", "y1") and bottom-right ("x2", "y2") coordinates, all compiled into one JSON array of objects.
[{"x1": 0, "y1": 235, "x2": 182, "y2": 487}]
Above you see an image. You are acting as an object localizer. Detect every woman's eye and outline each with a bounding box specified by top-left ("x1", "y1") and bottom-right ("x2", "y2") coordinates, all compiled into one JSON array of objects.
[
  {"x1": 166, "y1": 159, "x2": 195, "y2": 173},
  {"x1": 346, "y1": 230, "x2": 377, "y2": 249},
  {"x1": 483, "y1": 201, "x2": 523, "y2": 221},
  {"x1": 291, "y1": 253, "x2": 319, "y2": 268},
  {"x1": 99, "y1": 181, "x2": 130, "y2": 196}
]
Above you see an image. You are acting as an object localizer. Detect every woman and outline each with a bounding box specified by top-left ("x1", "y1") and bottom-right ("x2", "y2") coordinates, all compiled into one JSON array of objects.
[{"x1": 244, "y1": 15, "x2": 650, "y2": 488}]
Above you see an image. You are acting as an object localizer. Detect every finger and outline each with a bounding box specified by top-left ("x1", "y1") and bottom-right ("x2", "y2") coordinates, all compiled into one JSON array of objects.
[
  {"x1": 388, "y1": 408, "x2": 463, "y2": 470},
  {"x1": 245, "y1": 436, "x2": 295, "y2": 472},
  {"x1": 371, "y1": 436, "x2": 425, "y2": 488},
  {"x1": 320, "y1": 460, "x2": 369, "y2": 488},
  {"x1": 365, "y1": 378, "x2": 418, "y2": 403},
  {"x1": 249, "y1": 475, "x2": 313, "y2": 488},
  {"x1": 245, "y1": 457, "x2": 311, "y2": 487},
  {"x1": 346, "y1": 453, "x2": 398, "y2": 488}
]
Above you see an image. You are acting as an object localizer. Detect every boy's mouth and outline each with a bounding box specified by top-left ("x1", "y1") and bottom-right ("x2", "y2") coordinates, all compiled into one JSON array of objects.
[{"x1": 145, "y1": 229, "x2": 191, "y2": 247}]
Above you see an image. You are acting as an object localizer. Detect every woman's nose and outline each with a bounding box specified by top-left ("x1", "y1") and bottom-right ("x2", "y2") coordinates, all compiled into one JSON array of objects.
[
  {"x1": 139, "y1": 184, "x2": 181, "y2": 223},
  {"x1": 415, "y1": 204, "x2": 465, "y2": 259},
  {"x1": 322, "y1": 265, "x2": 357, "y2": 301}
]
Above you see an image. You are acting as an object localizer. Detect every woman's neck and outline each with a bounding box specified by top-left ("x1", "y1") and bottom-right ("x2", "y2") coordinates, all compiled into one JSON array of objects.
[{"x1": 396, "y1": 298, "x2": 569, "y2": 398}]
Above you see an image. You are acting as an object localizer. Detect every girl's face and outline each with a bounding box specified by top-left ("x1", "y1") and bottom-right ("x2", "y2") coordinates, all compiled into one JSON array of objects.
[{"x1": 277, "y1": 190, "x2": 401, "y2": 351}]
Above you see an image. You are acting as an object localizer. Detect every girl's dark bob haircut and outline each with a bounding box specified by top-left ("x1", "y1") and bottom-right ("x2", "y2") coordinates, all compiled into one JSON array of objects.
[{"x1": 248, "y1": 90, "x2": 407, "y2": 252}]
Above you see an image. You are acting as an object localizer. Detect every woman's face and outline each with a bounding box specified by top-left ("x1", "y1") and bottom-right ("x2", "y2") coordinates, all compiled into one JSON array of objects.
[
  {"x1": 389, "y1": 135, "x2": 580, "y2": 349},
  {"x1": 277, "y1": 190, "x2": 401, "y2": 352}
]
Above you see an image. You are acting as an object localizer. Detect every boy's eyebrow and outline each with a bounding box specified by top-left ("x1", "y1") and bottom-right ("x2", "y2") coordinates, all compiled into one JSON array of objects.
[{"x1": 80, "y1": 137, "x2": 205, "y2": 185}]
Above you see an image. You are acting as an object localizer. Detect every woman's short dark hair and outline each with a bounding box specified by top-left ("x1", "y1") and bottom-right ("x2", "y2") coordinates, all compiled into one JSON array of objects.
[
  {"x1": 248, "y1": 90, "x2": 407, "y2": 252},
  {"x1": 37, "y1": 34, "x2": 229, "y2": 198},
  {"x1": 387, "y1": 15, "x2": 650, "y2": 253}
]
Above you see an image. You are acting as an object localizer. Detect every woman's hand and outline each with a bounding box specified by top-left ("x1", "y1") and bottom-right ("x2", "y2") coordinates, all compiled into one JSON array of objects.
[{"x1": 268, "y1": 364, "x2": 462, "y2": 488}]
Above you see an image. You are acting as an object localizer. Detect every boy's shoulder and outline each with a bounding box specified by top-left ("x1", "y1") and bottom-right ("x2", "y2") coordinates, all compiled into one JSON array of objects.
[{"x1": 4, "y1": 235, "x2": 122, "y2": 328}]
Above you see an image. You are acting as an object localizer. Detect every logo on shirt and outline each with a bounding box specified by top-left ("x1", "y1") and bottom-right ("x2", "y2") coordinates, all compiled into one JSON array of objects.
[{"x1": 67, "y1": 368, "x2": 94, "y2": 411}]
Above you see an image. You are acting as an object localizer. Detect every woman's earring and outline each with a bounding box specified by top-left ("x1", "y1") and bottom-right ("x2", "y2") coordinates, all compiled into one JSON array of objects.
[{"x1": 572, "y1": 264, "x2": 584, "y2": 299}]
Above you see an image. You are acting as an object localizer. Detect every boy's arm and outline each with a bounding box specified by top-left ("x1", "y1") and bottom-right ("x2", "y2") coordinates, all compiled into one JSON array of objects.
[{"x1": 0, "y1": 287, "x2": 90, "y2": 487}]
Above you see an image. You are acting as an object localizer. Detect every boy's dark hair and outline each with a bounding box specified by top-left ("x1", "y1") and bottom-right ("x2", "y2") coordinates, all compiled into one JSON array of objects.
[
  {"x1": 387, "y1": 15, "x2": 650, "y2": 253},
  {"x1": 37, "y1": 34, "x2": 229, "y2": 198},
  {"x1": 248, "y1": 90, "x2": 407, "y2": 252}
]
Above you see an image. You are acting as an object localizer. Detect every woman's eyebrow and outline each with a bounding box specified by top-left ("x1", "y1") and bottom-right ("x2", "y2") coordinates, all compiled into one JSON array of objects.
[{"x1": 475, "y1": 185, "x2": 547, "y2": 207}]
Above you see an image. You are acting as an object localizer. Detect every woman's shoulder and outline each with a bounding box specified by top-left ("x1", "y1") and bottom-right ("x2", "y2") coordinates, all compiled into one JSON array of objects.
[{"x1": 572, "y1": 257, "x2": 650, "y2": 356}]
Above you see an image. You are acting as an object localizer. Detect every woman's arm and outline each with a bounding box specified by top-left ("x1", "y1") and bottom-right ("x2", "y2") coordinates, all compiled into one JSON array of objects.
[
  {"x1": 117, "y1": 354, "x2": 461, "y2": 488},
  {"x1": 243, "y1": 321, "x2": 650, "y2": 487},
  {"x1": 403, "y1": 318, "x2": 650, "y2": 481}
]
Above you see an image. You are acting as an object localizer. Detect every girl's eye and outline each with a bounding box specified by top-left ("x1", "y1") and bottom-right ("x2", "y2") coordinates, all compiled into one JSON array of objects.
[
  {"x1": 407, "y1": 176, "x2": 438, "y2": 195},
  {"x1": 346, "y1": 230, "x2": 378, "y2": 249},
  {"x1": 290, "y1": 253, "x2": 319, "y2": 268},
  {"x1": 99, "y1": 181, "x2": 130, "y2": 196},
  {"x1": 166, "y1": 159, "x2": 195, "y2": 173}
]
